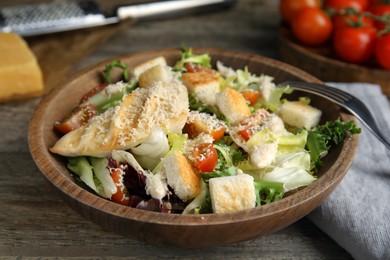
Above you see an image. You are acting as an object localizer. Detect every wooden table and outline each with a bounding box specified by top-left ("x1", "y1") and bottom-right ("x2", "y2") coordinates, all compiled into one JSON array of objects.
[{"x1": 0, "y1": 0, "x2": 353, "y2": 258}]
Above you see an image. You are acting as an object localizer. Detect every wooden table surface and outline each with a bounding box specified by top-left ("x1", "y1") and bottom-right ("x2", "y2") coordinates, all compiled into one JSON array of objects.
[{"x1": 0, "y1": 0, "x2": 353, "y2": 258}]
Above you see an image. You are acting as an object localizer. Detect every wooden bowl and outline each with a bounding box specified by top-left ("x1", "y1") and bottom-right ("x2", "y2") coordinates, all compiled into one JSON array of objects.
[
  {"x1": 28, "y1": 48, "x2": 359, "y2": 248},
  {"x1": 278, "y1": 26, "x2": 390, "y2": 98}
]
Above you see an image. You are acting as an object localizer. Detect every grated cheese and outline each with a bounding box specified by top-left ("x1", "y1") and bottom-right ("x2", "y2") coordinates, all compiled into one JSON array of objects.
[{"x1": 186, "y1": 111, "x2": 227, "y2": 133}]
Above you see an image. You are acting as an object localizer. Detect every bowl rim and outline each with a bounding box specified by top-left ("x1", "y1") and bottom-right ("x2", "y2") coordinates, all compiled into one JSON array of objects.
[{"x1": 28, "y1": 47, "x2": 359, "y2": 227}]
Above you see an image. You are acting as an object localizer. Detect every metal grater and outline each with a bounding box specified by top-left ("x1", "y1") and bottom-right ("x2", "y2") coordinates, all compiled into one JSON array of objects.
[
  {"x1": 0, "y1": 0, "x2": 236, "y2": 37},
  {"x1": 0, "y1": 1, "x2": 113, "y2": 36}
]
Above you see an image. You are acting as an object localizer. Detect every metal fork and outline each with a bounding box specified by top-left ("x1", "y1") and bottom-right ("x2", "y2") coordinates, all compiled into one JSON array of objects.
[{"x1": 279, "y1": 81, "x2": 390, "y2": 149}]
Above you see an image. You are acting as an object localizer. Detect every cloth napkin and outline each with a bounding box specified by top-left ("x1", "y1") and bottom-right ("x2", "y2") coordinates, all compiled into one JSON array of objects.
[{"x1": 307, "y1": 83, "x2": 390, "y2": 260}]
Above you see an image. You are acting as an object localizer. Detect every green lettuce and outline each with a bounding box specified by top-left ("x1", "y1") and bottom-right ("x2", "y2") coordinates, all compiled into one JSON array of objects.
[
  {"x1": 182, "y1": 180, "x2": 212, "y2": 214},
  {"x1": 174, "y1": 48, "x2": 211, "y2": 72},
  {"x1": 261, "y1": 166, "x2": 316, "y2": 192},
  {"x1": 152, "y1": 132, "x2": 187, "y2": 173},
  {"x1": 305, "y1": 119, "x2": 361, "y2": 170},
  {"x1": 67, "y1": 157, "x2": 113, "y2": 199},
  {"x1": 253, "y1": 180, "x2": 284, "y2": 205}
]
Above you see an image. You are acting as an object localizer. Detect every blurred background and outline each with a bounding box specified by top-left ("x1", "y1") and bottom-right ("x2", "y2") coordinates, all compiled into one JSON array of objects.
[{"x1": 1, "y1": 0, "x2": 281, "y2": 89}]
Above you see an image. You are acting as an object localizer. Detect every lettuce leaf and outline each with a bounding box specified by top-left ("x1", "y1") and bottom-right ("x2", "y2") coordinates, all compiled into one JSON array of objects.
[
  {"x1": 131, "y1": 127, "x2": 170, "y2": 170},
  {"x1": 305, "y1": 119, "x2": 361, "y2": 170},
  {"x1": 261, "y1": 166, "x2": 316, "y2": 192},
  {"x1": 67, "y1": 157, "x2": 111, "y2": 198},
  {"x1": 103, "y1": 60, "x2": 129, "y2": 84},
  {"x1": 174, "y1": 48, "x2": 211, "y2": 72},
  {"x1": 152, "y1": 132, "x2": 187, "y2": 173},
  {"x1": 253, "y1": 180, "x2": 284, "y2": 205},
  {"x1": 89, "y1": 157, "x2": 117, "y2": 198},
  {"x1": 214, "y1": 141, "x2": 245, "y2": 167},
  {"x1": 201, "y1": 166, "x2": 237, "y2": 182},
  {"x1": 182, "y1": 180, "x2": 212, "y2": 214}
]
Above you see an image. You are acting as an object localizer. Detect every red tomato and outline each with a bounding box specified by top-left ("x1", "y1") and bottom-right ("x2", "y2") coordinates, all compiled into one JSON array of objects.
[
  {"x1": 191, "y1": 143, "x2": 218, "y2": 172},
  {"x1": 324, "y1": 0, "x2": 369, "y2": 11},
  {"x1": 241, "y1": 90, "x2": 261, "y2": 106},
  {"x1": 239, "y1": 129, "x2": 253, "y2": 141},
  {"x1": 291, "y1": 7, "x2": 333, "y2": 46},
  {"x1": 110, "y1": 168, "x2": 130, "y2": 206},
  {"x1": 279, "y1": 0, "x2": 322, "y2": 23},
  {"x1": 375, "y1": 33, "x2": 390, "y2": 70},
  {"x1": 54, "y1": 104, "x2": 96, "y2": 134},
  {"x1": 333, "y1": 26, "x2": 377, "y2": 63},
  {"x1": 209, "y1": 128, "x2": 225, "y2": 142},
  {"x1": 368, "y1": 4, "x2": 390, "y2": 30},
  {"x1": 333, "y1": 14, "x2": 374, "y2": 31},
  {"x1": 80, "y1": 83, "x2": 108, "y2": 104}
]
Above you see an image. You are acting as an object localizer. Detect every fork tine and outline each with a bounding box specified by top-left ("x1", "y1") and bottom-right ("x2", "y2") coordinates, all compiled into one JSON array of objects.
[
  {"x1": 281, "y1": 81, "x2": 346, "y2": 104},
  {"x1": 287, "y1": 81, "x2": 358, "y2": 104},
  {"x1": 342, "y1": 94, "x2": 390, "y2": 150}
]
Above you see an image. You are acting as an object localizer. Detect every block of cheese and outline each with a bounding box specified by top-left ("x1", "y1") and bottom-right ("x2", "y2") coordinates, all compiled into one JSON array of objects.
[{"x1": 0, "y1": 33, "x2": 44, "y2": 102}]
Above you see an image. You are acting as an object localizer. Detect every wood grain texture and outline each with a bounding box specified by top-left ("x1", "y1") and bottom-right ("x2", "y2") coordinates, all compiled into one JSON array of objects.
[
  {"x1": 278, "y1": 26, "x2": 390, "y2": 98},
  {"x1": 0, "y1": 0, "x2": 355, "y2": 258},
  {"x1": 28, "y1": 48, "x2": 359, "y2": 248},
  {"x1": 26, "y1": 20, "x2": 135, "y2": 92}
]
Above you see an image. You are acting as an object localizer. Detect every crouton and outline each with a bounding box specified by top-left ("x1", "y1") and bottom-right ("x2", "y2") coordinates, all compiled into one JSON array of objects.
[
  {"x1": 181, "y1": 71, "x2": 219, "y2": 106},
  {"x1": 163, "y1": 152, "x2": 201, "y2": 202},
  {"x1": 216, "y1": 87, "x2": 251, "y2": 125},
  {"x1": 278, "y1": 101, "x2": 322, "y2": 129},
  {"x1": 184, "y1": 111, "x2": 227, "y2": 141},
  {"x1": 209, "y1": 173, "x2": 256, "y2": 213}
]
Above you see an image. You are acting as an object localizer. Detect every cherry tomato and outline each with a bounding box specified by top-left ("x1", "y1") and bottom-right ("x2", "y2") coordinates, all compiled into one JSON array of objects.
[
  {"x1": 191, "y1": 143, "x2": 218, "y2": 172},
  {"x1": 368, "y1": 4, "x2": 390, "y2": 30},
  {"x1": 54, "y1": 104, "x2": 96, "y2": 134},
  {"x1": 333, "y1": 26, "x2": 377, "y2": 63},
  {"x1": 110, "y1": 168, "x2": 130, "y2": 206},
  {"x1": 332, "y1": 14, "x2": 374, "y2": 31},
  {"x1": 80, "y1": 83, "x2": 108, "y2": 104},
  {"x1": 241, "y1": 89, "x2": 261, "y2": 106},
  {"x1": 291, "y1": 7, "x2": 333, "y2": 46},
  {"x1": 239, "y1": 129, "x2": 254, "y2": 141},
  {"x1": 279, "y1": 0, "x2": 322, "y2": 23},
  {"x1": 374, "y1": 33, "x2": 390, "y2": 70},
  {"x1": 324, "y1": 0, "x2": 369, "y2": 11}
]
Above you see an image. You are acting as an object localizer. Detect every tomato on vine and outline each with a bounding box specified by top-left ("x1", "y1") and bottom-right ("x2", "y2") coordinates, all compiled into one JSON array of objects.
[
  {"x1": 279, "y1": 0, "x2": 322, "y2": 23},
  {"x1": 374, "y1": 33, "x2": 390, "y2": 70},
  {"x1": 332, "y1": 14, "x2": 375, "y2": 30},
  {"x1": 324, "y1": 0, "x2": 369, "y2": 12},
  {"x1": 291, "y1": 7, "x2": 333, "y2": 45},
  {"x1": 368, "y1": 4, "x2": 390, "y2": 30},
  {"x1": 333, "y1": 25, "x2": 377, "y2": 63}
]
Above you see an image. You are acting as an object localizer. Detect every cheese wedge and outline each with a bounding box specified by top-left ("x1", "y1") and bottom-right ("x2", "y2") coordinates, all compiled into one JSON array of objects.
[
  {"x1": 0, "y1": 33, "x2": 44, "y2": 101},
  {"x1": 50, "y1": 79, "x2": 189, "y2": 157}
]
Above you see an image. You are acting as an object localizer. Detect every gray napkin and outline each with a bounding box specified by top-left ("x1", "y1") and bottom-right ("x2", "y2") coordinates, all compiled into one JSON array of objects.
[{"x1": 307, "y1": 83, "x2": 390, "y2": 260}]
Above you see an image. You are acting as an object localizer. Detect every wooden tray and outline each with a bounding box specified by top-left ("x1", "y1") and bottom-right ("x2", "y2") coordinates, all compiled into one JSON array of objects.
[{"x1": 278, "y1": 26, "x2": 390, "y2": 98}]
